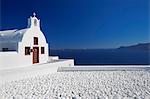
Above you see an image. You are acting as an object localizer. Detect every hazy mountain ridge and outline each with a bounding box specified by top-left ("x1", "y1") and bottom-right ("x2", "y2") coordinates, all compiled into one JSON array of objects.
[{"x1": 118, "y1": 43, "x2": 150, "y2": 51}]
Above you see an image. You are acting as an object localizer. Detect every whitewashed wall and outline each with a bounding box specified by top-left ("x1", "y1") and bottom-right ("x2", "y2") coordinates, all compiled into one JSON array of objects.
[
  {"x1": 19, "y1": 27, "x2": 49, "y2": 64},
  {"x1": 0, "y1": 59, "x2": 74, "y2": 85},
  {"x1": 0, "y1": 27, "x2": 49, "y2": 69},
  {"x1": 0, "y1": 52, "x2": 31, "y2": 70}
]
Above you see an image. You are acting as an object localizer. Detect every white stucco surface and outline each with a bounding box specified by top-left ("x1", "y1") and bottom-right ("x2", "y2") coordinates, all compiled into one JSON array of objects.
[{"x1": 0, "y1": 58, "x2": 74, "y2": 85}]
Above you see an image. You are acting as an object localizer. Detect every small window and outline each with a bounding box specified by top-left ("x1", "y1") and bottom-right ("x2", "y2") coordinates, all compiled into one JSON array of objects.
[
  {"x1": 34, "y1": 37, "x2": 38, "y2": 45},
  {"x1": 2, "y1": 48, "x2": 8, "y2": 51},
  {"x1": 25, "y1": 47, "x2": 30, "y2": 55},
  {"x1": 41, "y1": 47, "x2": 45, "y2": 54}
]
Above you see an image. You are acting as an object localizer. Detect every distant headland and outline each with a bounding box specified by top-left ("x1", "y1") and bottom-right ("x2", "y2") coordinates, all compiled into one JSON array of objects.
[{"x1": 118, "y1": 43, "x2": 150, "y2": 51}]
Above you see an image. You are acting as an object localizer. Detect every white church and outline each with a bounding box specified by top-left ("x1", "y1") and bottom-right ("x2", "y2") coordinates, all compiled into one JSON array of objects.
[{"x1": 0, "y1": 13, "x2": 74, "y2": 70}]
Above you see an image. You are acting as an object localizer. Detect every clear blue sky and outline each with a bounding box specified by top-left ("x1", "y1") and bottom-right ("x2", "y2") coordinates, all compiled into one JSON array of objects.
[{"x1": 0, "y1": 0, "x2": 149, "y2": 49}]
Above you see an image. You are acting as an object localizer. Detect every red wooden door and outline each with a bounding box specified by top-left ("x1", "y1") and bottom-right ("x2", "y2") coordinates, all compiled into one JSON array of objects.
[{"x1": 33, "y1": 47, "x2": 39, "y2": 64}]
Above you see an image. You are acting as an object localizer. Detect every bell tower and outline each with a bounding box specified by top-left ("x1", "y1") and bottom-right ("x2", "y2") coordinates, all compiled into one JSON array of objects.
[{"x1": 28, "y1": 13, "x2": 40, "y2": 28}]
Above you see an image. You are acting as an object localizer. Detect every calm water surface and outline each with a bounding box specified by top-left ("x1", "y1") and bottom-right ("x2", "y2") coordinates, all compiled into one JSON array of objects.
[{"x1": 50, "y1": 49, "x2": 150, "y2": 65}]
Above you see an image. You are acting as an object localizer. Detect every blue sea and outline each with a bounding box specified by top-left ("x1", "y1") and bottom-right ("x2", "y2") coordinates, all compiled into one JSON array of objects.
[{"x1": 50, "y1": 49, "x2": 150, "y2": 65}]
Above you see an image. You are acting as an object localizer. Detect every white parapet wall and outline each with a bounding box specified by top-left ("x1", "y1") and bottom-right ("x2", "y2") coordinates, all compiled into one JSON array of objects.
[
  {"x1": 58, "y1": 65, "x2": 150, "y2": 72},
  {"x1": 0, "y1": 57, "x2": 74, "y2": 85},
  {"x1": 0, "y1": 52, "x2": 33, "y2": 70},
  {"x1": 0, "y1": 52, "x2": 30, "y2": 70},
  {"x1": 49, "y1": 56, "x2": 59, "y2": 61}
]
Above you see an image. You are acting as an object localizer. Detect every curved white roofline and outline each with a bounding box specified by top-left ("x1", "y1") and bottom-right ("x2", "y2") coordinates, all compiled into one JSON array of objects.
[{"x1": 0, "y1": 28, "x2": 29, "y2": 42}]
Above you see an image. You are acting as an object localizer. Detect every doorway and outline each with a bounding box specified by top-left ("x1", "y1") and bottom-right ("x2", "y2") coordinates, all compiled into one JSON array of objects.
[{"x1": 33, "y1": 47, "x2": 39, "y2": 64}]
